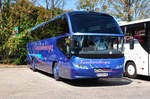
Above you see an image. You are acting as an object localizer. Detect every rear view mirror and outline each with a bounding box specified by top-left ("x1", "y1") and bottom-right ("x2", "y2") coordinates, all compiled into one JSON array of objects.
[{"x1": 129, "y1": 38, "x2": 134, "y2": 49}]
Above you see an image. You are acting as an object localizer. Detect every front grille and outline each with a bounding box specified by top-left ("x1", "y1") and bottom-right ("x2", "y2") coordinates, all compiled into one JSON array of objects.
[{"x1": 73, "y1": 54, "x2": 124, "y2": 59}]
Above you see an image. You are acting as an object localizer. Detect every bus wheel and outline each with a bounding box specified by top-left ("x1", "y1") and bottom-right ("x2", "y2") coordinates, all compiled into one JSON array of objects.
[
  {"x1": 53, "y1": 63, "x2": 60, "y2": 81},
  {"x1": 125, "y1": 62, "x2": 137, "y2": 78},
  {"x1": 31, "y1": 60, "x2": 36, "y2": 72}
]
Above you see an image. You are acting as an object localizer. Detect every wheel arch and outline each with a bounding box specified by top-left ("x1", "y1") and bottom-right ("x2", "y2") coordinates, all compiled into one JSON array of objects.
[
  {"x1": 125, "y1": 60, "x2": 137, "y2": 78},
  {"x1": 52, "y1": 61, "x2": 58, "y2": 74},
  {"x1": 125, "y1": 60, "x2": 135, "y2": 68},
  {"x1": 52, "y1": 61, "x2": 60, "y2": 81},
  {"x1": 124, "y1": 60, "x2": 136, "y2": 73}
]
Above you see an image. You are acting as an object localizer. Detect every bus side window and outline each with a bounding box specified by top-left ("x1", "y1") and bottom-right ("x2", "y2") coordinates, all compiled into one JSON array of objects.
[
  {"x1": 56, "y1": 37, "x2": 69, "y2": 57},
  {"x1": 29, "y1": 15, "x2": 70, "y2": 41},
  {"x1": 42, "y1": 21, "x2": 56, "y2": 38},
  {"x1": 62, "y1": 15, "x2": 69, "y2": 34},
  {"x1": 55, "y1": 15, "x2": 69, "y2": 36},
  {"x1": 30, "y1": 26, "x2": 44, "y2": 42}
]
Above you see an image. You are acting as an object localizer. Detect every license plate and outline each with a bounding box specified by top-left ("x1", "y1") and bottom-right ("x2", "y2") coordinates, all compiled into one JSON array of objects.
[{"x1": 97, "y1": 73, "x2": 108, "y2": 77}]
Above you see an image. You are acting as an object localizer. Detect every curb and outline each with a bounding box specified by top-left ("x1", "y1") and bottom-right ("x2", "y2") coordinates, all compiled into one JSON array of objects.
[{"x1": 0, "y1": 65, "x2": 29, "y2": 68}]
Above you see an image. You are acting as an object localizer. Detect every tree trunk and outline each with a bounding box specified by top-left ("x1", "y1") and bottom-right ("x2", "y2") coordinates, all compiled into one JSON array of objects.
[
  {"x1": 51, "y1": 0, "x2": 54, "y2": 18},
  {"x1": 45, "y1": 0, "x2": 49, "y2": 10},
  {"x1": 7, "y1": 0, "x2": 10, "y2": 9},
  {"x1": 0, "y1": 0, "x2": 1, "y2": 10},
  {"x1": 0, "y1": 0, "x2": 2, "y2": 20}
]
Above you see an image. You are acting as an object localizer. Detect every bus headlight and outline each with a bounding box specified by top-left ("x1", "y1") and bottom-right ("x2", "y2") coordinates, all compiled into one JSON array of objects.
[
  {"x1": 73, "y1": 63, "x2": 88, "y2": 69},
  {"x1": 115, "y1": 64, "x2": 123, "y2": 69}
]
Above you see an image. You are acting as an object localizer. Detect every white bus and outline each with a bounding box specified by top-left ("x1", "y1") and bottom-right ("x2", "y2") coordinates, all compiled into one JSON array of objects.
[{"x1": 119, "y1": 18, "x2": 150, "y2": 78}]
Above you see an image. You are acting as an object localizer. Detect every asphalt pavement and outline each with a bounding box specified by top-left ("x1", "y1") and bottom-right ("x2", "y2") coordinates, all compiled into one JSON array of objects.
[{"x1": 0, "y1": 67, "x2": 150, "y2": 99}]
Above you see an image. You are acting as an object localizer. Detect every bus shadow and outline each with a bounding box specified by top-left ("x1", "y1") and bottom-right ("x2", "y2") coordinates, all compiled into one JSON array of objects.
[
  {"x1": 61, "y1": 77, "x2": 132, "y2": 87},
  {"x1": 136, "y1": 75, "x2": 150, "y2": 81},
  {"x1": 36, "y1": 69, "x2": 132, "y2": 87},
  {"x1": 36, "y1": 69, "x2": 54, "y2": 78}
]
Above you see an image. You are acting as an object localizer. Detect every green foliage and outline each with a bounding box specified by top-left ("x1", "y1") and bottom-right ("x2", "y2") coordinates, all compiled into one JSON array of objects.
[
  {"x1": 2, "y1": 29, "x2": 29, "y2": 64},
  {"x1": 77, "y1": 0, "x2": 99, "y2": 11},
  {"x1": 76, "y1": 0, "x2": 150, "y2": 21},
  {"x1": 0, "y1": 0, "x2": 64, "y2": 65},
  {"x1": 108, "y1": 0, "x2": 150, "y2": 21},
  {"x1": 76, "y1": 0, "x2": 110, "y2": 12}
]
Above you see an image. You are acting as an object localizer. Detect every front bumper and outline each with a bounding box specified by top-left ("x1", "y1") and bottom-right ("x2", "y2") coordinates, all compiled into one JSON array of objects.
[{"x1": 70, "y1": 68, "x2": 123, "y2": 79}]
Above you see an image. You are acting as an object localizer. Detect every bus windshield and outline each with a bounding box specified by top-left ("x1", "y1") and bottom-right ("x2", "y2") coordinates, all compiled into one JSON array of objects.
[
  {"x1": 71, "y1": 35, "x2": 124, "y2": 57},
  {"x1": 70, "y1": 13, "x2": 122, "y2": 34}
]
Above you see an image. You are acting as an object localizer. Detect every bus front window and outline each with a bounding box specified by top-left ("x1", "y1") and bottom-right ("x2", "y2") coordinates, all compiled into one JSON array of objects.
[
  {"x1": 71, "y1": 36, "x2": 124, "y2": 58},
  {"x1": 70, "y1": 13, "x2": 122, "y2": 34}
]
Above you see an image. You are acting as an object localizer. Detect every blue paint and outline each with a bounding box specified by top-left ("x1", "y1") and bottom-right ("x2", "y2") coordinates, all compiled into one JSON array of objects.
[
  {"x1": 65, "y1": 13, "x2": 73, "y2": 34},
  {"x1": 70, "y1": 56, "x2": 124, "y2": 79},
  {"x1": 27, "y1": 11, "x2": 125, "y2": 79}
]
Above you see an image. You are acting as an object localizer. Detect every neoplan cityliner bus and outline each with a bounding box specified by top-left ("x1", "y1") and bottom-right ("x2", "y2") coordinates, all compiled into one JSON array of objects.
[
  {"x1": 119, "y1": 19, "x2": 150, "y2": 78},
  {"x1": 27, "y1": 11, "x2": 124, "y2": 80}
]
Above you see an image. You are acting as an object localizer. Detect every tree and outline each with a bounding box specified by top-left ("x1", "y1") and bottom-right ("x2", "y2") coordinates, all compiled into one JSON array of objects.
[
  {"x1": 45, "y1": 0, "x2": 49, "y2": 10},
  {"x1": 76, "y1": 0, "x2": 111, "y2": 12},
  {"x1": 0, "y1": 0, "x2": 2, "y2": 20},
  {"x1": 32, "y1": 0, "x2": 65, "y2": 18},
  {"x1": 77, "y1": 0, "x2": 99, "y2": 11},
  {"x1": 0, "y1": 0, "x2": 1, "y2": 8},
  {"x1": 0, "y1": 0, "x2": 49, "y2": 64},
  {"x1": 98, "y1": 0, "x2": 111, "y2": 12},
  {"x1": 0, "y1": 0, "x2": 64, "y2": 64},
  {"x1": 108, "y1": 0, "x2": 150, "y2": 21}
]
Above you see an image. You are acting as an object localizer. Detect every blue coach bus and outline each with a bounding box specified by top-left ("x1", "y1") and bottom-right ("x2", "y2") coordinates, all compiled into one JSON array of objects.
[{"x1": 27, "y1": 11, "x2": 124, "y2": 80}]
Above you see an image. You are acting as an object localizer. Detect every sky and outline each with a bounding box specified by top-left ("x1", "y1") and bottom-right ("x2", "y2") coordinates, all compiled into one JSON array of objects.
[
  {"x1": 64, "y1": 0, "x2": 77, "y2": 10},
  {"x1": 29, "y1": 0, "x2": 122, "y2": 22},
  {"x1": 32, "y1": 0, "x2": 77, "y2": 10}
]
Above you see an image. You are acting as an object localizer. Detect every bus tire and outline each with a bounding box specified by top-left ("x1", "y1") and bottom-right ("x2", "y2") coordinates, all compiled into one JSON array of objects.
[
  {"x1": 125, "y1": 62, "x2": 137, "y2": 78},
  {"x1": 53, "y1": 63, "x2": 60, "y2": 81},
  {"x1": 31, "y1": 60, "x2": 36, "y2": 72}
]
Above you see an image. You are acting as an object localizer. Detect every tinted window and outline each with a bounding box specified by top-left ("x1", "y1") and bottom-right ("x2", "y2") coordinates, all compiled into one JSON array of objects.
[
  {"x1": 70, "y1": 13, "x2": 122, "y2": 34},
  {"x1": 71, "y1": 35, "x2": 124, "y2": 59},
  {"x1": 29, "y1": 15, "x2": 69, "y2": 41},
  {"x1": 30, "y1": 25, "x2": 45, "y2": 41},
  {"x1": 45, "y1": 15, "x2": 69, "y2": 37},
  {"x1": 72, "y1": 35, "x2": 124, "y2": 55},
  {"x1": 123, "y1": 23, "x2": 150, "y2": 52},
  {"x1": 57, "y1": 36, "x2": 70, "y2": 56}
]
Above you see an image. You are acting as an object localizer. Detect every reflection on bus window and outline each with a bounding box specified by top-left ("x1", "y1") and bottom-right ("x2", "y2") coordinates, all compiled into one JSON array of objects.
[{"x1": 72, "y1": 36, "x2": 124, "y2": 55}]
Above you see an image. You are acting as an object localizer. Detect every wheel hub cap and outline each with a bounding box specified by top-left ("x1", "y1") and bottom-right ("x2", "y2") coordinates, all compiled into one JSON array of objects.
[{"x1": 128, "y1": 65, "x2": 135, "y2": 75}]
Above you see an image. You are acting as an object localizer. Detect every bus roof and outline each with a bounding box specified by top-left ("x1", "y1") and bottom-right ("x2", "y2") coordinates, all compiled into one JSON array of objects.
[
  {"x1": 67, "y1": 11, "x2": 110, "y2": 16},
  {"x1": 119, "y1": 18, "x2": 150, "y2": 27},
  {"x1": 29, "y1": 11, "x2": 111, "y2": 32}
]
